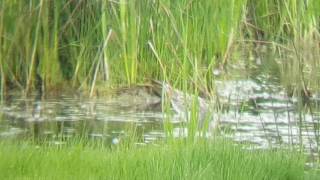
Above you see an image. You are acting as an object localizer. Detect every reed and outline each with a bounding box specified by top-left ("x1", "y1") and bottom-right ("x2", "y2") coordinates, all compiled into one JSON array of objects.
[
  {"x1": 245, "y1": 0, "x2": 320, "y2": 41},
  {"x1": 0, "y1": 0, "x2": 248, "y2": 92},
  {"x1": 1, "y1": 1, "x2": 319, "y2": 93}
]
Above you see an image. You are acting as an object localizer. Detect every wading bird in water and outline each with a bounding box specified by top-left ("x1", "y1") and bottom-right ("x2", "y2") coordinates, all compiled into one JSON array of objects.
[{"x1": 115, "y1": 80, "x2": 219, "y2": 132}]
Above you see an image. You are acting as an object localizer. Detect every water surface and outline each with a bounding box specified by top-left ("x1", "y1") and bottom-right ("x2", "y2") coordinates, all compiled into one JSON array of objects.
[{"x1": 1, "y1": 55, "x2": 320, "y2": 165}]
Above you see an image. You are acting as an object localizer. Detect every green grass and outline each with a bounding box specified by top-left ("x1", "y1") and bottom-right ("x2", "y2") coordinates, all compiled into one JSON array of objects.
[
  {"x1": 0, "y1": 1, "x2": 319, "y2": 95},
  {"x1": 0, "y1": 0, "x2": 242, "y2": 92},
  {"x1": 0, "y1": 139, "x2": 305, "y2": 180}
]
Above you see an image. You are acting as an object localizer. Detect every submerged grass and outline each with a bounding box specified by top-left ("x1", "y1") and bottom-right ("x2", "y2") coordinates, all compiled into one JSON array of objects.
[{"x1": 0, "y1": 139, "x2": 305, "y2": 180}]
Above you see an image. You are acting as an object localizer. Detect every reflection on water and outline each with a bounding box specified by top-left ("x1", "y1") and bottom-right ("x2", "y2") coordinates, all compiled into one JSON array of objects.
[
  {"x1": 0, "y1": 94, "x2": 165, "y2": 145},
  {"x1": 0, "y1": 58, "x2": 320, "y2": 165}
]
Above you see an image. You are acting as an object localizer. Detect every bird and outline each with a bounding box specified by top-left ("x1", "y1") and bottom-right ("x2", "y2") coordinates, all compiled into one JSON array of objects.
[
  {"x1": 114, "y1": 80, "x2": 218, "y2": 131},
  {"x1": 151, "y1": 80, "x2": 216, "y2": 129}
]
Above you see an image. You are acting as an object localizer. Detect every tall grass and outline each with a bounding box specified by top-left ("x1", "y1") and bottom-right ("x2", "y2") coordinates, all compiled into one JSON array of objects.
[
  {"x1": 0, "y1": 0, "x2": 247, "y2": 93},
  {"x1": 0, "y1": 139, "x2": 305, "y2": 180},
  {"x1": 245, "y1": 0, "x2": 320, "y2": 41},
  {"x1": 0, "y1": 1, "x2": 319, "y2": 93}
]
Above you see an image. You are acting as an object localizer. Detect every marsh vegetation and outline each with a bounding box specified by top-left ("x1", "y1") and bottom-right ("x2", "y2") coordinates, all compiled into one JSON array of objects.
[{"x1": 1, "y1": 0, "x2": 320, "y2": 179}]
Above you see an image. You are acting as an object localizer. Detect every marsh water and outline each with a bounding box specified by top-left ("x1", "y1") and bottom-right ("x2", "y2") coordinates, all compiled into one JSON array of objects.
[{"x1": 1, "y1": 54, "x2": 320, "y2": 165}]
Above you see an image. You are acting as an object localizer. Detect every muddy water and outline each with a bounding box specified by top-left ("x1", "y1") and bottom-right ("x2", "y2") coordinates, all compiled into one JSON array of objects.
[
  {"x1": 0, "y1": 57, "x2": 320, "y2": 165},
  {"x1": 0, "y1": 94, "x2": 166, "y2": 145}
]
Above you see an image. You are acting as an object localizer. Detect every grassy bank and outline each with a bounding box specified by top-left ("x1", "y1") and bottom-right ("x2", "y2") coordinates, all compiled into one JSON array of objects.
[{"x1": 0, "y1": 139, "x2": 305, "y2": 180}]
